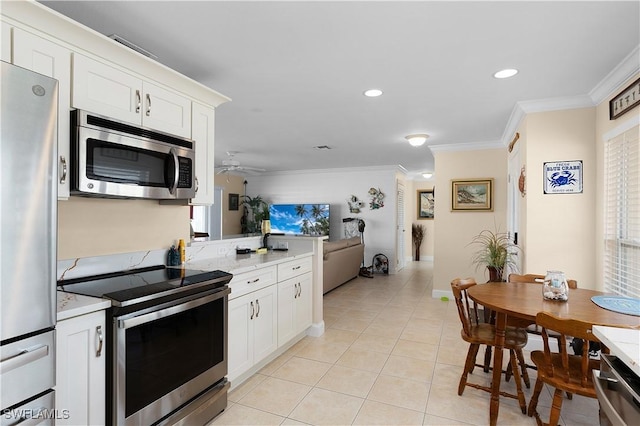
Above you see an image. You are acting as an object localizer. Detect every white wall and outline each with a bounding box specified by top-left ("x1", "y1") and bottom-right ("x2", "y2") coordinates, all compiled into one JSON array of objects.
[
  {"x1": 432, "y1": 148, "x2": 508, "y2": 297},
  {"x1": 519, "y1": 108, "x2": 597, "y2": 288},
  {"x1": 246, "y1": 166, "x2": 403, "y2": 273}
]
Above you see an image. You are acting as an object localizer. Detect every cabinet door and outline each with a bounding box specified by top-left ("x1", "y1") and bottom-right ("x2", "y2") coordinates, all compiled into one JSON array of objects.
[
  {"x1": 252, "y1": 285, "x2": 278, "y2": 365},
  {"x1": 1, "y1": 22, "x2": 10, "y2": 62},
  {"x1": 141, "y1": 82, "x2": 191, "y2": 138},
  {"x1": 13, "y1": 28, "x2": 72, "y2": 199},
  {"x1": 295, "y1": 272, "x2": 313, "y2": 334},
  {"x1": 56, "y1": 311, "x2": 106, "y2": 426},
  {"x1": 72, "y1": 53, "x2": 142, "y2": 125},
  {"x1": 277, "y1": 277, "x2": 297, "y2": 346},
  {"x1": 190, "y1": 102, "x2": 215, "y2": 205},
  {"x1": 228, "y1": 295, "x2": 253, "y2": 382}
]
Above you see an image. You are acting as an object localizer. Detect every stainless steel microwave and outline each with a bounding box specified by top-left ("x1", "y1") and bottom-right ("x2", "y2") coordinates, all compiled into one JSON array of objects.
[{"x1": 71, "y1": 110, "x2": 196, "y2": 200}]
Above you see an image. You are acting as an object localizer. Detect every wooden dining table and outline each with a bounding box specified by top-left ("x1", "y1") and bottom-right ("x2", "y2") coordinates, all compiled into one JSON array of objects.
[{"x1": 467, "y1": 282, "x2": 640, "y2": 426}]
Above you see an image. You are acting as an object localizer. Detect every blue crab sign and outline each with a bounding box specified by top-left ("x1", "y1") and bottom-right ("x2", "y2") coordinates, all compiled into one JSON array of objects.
[{"x1": 543, "y1": 160, "x2": 583, "y2": 194}]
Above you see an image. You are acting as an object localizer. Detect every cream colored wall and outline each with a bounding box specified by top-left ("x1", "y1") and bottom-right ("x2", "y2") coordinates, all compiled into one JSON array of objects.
[
  {"x1": 409, "y1": 180, "x2": 435, "y2": 260},
  {"x1": 521, "y1": 108, "x2": 596, "y2": 288},
  {"x1": 58, "y1": 198, "x2": 190, "y2": 259},
  {"x1": 214, "y1": 173, "x2": 245, "y2": 236},
  {"x1": 595, "y1": 73, "x2": 640, "y2": 289},
  {"x1": 432, "y1": 148, "x2": 508, "y2": 295}
]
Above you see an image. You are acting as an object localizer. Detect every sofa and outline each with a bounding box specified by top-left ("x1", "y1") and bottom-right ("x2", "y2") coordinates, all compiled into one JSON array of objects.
[{"x1": 322, "y1": 236, "x2": 364, "y2": 294}]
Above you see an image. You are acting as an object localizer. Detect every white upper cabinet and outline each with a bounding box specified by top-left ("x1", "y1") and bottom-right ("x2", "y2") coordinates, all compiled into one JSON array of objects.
[
  {"x1": 72, "y1": 53, "x2": 191, "y2": 138},
  {"x1": 13, "y1": 28, "x2": 72, "y2": 199},
  {"x1": 191, "y1": 102, "x2": 216, "y2": 205},
  {"x1": 1, "y1": 22, "x2": 10, "y2": 62}
]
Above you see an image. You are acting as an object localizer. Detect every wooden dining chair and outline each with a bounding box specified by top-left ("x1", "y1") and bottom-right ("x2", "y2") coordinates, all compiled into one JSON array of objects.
[
  {"x1": 450, "y1": 278, "x2": 529, "y2": 414},
  {"x1": 527, "y1": 312, "x2": 604, "y2": 426},
  {"x1": 504, "y1": 273, "x2": 578, "y2": 393}
]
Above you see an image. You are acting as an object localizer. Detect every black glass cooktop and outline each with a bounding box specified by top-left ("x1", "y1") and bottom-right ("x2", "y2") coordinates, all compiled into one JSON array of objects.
[{"x1": 58, "y1": 265, "x2": 232, "y2": 306}]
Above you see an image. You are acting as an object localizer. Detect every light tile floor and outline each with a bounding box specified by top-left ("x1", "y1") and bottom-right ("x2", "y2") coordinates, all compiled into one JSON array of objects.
[{"x1": 210, "y1": 261, "x2": 599, "y2": 425}]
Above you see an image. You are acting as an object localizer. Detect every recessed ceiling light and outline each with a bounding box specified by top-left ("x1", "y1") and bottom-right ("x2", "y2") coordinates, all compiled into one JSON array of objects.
[
  {"x1": 493, "y1": 68, "x2": 518, "y2": 79},
  {"x1": 363, "y1": 89, "x2": 383, "y2": 97},
  {"x1": 405, "y1": 134, "x2": 429, "y2": 147},
  {"x1": 422, "y1": 172, "x2": 433, "y2": 179}
]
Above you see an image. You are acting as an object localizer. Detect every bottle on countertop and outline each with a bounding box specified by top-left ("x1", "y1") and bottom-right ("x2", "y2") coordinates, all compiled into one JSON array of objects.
[
  {"x1": 167, "y1": 245, "x2": 179, "y2": 266},
  {"x1": 178, "y1": 239, "x2": 186, "y2": 264}
]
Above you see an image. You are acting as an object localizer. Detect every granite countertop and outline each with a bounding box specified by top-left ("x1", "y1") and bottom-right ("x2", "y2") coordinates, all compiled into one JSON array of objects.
[
  {"x1": 57, "y1": 291, "x2": 111, "y2": 321},
  {"x1": 184, "y1": 249, "x2": 313, "y2": 275},
  {"x1": 593, "y1": 325, "x2": 640, "y2": 377}
]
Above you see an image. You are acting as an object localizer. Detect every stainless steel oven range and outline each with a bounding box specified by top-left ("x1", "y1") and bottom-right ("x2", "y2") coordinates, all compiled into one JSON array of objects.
[
  {"x1": 59, "y1": 266, "x2": 232, "y2": 425},
  {"x1": 594, "y1": 353, "x2": 640, "y2": 426}
]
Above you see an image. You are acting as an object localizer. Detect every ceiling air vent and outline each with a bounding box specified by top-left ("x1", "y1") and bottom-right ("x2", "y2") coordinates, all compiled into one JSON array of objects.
[
  {"x1": 108, "y1": 34, "x2": 158, "y2": 60},
  {"x1": 313, "y1": 145, "x2": 332, "y2": 150}
]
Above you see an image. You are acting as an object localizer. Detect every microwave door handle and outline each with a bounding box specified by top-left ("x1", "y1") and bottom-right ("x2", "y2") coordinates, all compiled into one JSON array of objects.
[{"x1": 167, "y1": 148, "x2": 179, "y2": 195}]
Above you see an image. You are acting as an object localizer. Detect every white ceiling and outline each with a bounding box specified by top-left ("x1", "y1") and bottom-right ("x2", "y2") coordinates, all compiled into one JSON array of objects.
[{"x1": 40, "y1": 1, "x2": 640, "y2": 179}]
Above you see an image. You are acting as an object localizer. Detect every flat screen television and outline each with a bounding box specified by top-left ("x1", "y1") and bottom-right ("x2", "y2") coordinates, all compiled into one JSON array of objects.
[{"x1": 269, "y1": 203, "x2": 330, "y2": 236}]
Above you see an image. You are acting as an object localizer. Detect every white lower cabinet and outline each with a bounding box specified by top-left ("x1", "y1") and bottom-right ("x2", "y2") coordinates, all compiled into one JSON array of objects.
[
  {"x1": 228, "y1": 285, "x2": 277, "y2": 382},
  {"x1": 56, "y1": 310, "x2": 106, "y2": 425},
  {"x1": 277, "y1": 272, "x2": 312, "y2": 346}
]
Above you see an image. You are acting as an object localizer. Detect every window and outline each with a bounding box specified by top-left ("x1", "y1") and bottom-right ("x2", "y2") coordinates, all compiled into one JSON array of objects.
[{"x1": 604, "y1": 125, "x2": 640, "y2": 298}]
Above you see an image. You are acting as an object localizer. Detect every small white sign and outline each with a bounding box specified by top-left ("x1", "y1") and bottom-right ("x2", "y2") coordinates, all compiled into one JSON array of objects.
[{"x1": 543, "y1": 160, "x2": 583, "y2": 194}]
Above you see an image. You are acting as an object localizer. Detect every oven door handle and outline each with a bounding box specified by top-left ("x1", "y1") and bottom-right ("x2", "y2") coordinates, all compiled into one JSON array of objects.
[{"x1": 118, "y1": 288, "x2": 229, "y2": 329}]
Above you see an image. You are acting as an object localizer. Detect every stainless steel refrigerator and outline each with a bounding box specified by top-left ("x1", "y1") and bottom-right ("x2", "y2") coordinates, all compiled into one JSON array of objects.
[{"x1": 0, "y1": 61, "x2": 58, "y2": 421}]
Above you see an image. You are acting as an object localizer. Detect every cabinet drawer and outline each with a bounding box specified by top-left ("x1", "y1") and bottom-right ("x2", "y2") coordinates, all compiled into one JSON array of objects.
[
  {"x1": 229, "y1": 266, "x2": 277, "y2": 299},
  {"x1": 277, "y1": 257, "x2": 312, "y2": 281}
]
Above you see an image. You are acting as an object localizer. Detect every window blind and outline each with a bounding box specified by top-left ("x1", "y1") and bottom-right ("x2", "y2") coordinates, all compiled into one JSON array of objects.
[{"x1": 604, "y1": 125, "x2": 640, "y2": 298}]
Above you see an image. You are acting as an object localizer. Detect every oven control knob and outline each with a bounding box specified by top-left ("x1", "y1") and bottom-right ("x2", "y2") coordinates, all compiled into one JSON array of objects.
[{"x1": 88, "y1": 183, "x2": 94, "y2": 189}]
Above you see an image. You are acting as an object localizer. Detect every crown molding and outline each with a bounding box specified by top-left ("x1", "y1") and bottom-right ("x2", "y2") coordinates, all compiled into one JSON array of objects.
[
  {"x1": 500, "y1": 45, "x2": 640, "y2": 147},
  {"x1": 500, "y1": 95, "x2": 596, "y2": 146},
  {"x1": 428, "y1": 140, "x2": 504, "y2": 153},
  {"x1": 590, "y1": 44, "x2": 640, "y2": 105}
]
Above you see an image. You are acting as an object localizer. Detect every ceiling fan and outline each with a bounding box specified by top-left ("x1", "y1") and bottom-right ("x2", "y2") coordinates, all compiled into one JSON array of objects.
[{"x1": 216, "y1": 151, "x2": 266, "y2": 175}]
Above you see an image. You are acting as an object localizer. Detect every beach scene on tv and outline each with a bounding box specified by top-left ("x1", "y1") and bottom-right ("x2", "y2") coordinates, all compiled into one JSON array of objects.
[{"x1": 269, "y1": 204, "x2": 330, "y2": 236}]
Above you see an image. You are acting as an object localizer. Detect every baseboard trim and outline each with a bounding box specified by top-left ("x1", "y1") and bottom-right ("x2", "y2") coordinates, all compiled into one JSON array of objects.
[
  {"x1": 432, "y1": 289, "x2": 453, "y2": 300},
  {"x1": 307, "y1": 321, "x2": 325, "y2": 337}
]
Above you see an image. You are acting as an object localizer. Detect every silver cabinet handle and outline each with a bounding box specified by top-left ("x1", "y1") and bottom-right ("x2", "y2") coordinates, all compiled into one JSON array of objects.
[
  {"x1": 135, "y1": 90, "x2": 141, "y2": 113},
  {"x1": 96, "y1": 325, "x2": 103, "y2": 357},
  {"x1": 297, "y1": 283, "x2": 302, "y2": 298},
  {"x1": 255, "y1": 299, "x2": 260, "y2": 318},
  {"x1": 194, "y1": 176, "x2": 199, "y2": 194},
  {"x1": 293, "y1": 266, "x2": 301, "y2": 270},
  {"x1": 59, "y1": 156, "x2": 67, "y2": 184},
  {"x1": 250, "y1": 301, "x2": 255, "y2": 320},
  {"x1": 0, "y1": 345, "x2": 49, "y2": 374},
  {"x1": 248, "y1": 278, "x2": 260, "y2": 284},
  {"x1": 146, "y1": 93, "x2": 151, "y2": 116}
]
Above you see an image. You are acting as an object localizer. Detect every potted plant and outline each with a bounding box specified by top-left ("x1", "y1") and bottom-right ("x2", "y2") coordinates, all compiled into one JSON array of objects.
[
  {"x1": 469, "y1": 227, "x2": 519, "y2": 282},
  {"x1": 412, "y1": 223, "x2": 426, "y2": 261},
  {"x1": 240, "y1": 195, "x2": 269, "y2": 234}
]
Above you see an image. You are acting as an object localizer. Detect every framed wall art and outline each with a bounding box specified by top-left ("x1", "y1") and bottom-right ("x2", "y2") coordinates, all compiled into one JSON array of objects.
[
  {"x1": 543, "y1": 160, "x2": 583, "y2": 194},
  {"x1": 609, "y1": 77, "x2": 640, "y2": 120},
  {"x1": 418, "y1": 190, "x2": 434, "y2": 219},
  {"x1": 451, "y1": 179, "x2": 493, "y2": 211},
  {"x1": 228, "y1": 193, "x2": 239, "y2": 210}
]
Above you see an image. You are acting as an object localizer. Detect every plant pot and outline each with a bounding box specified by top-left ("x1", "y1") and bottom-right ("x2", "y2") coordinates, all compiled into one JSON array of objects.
[{"x1": 487, "y1": 266, "x2": 503, "y2": 282}]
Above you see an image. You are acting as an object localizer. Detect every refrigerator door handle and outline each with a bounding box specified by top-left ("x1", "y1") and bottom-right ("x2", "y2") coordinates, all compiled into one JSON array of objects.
[{"x1": 0, "y1": 344, "x2": 49, "y2": 374}]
